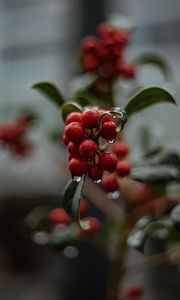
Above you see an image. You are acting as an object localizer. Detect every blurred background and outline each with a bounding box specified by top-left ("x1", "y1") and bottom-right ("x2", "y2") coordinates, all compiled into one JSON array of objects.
[{"x1": 0, "y1": 0, "x2": 180, "y2": 299}]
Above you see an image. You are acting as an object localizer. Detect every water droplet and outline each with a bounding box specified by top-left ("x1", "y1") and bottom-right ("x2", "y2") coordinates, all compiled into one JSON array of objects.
[
  {"x1": 73, "y1": 176, "x2": 82, "y2": 182},
  {"x1": 63, "y1": 246, "x2": 79, "y2": 259},
  {"x1": 108, "y1": 191, "x2": 120, "y2": 199},
  {"x1": 108, "y1": 139, "x2": 115, "y2": 144},
  {"x1": 93, "y1": 179, "x2": 101, "y2": 184},
  {"x1": 33, "y1": 231, "x2": 49, "y2": 245}
]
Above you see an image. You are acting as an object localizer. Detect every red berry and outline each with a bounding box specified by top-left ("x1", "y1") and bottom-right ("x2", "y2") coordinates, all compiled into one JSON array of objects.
[
  {"x1": 88, "y1": 164, "x2": 103, "y2": 181},
  {"x1": 98, "y1": 62, "x2": 116, "y2": 79},
  {"x1": 112, "y1": 141, "x2": 129, "y2": 158},
  {"x1": 79, "y1": 139, "x2": 97, "y2": 159},
  {"x1": 116, "y1": 160, "x2": 131, "y2": 177},
  {"x1": 117, "y1": 62, "x2": 136, "y2": 79},
  {"x1": 65, "y1": 112, "x2": 82, "y2": 125},
  {"x1": 80, "y1": 217, "x2": 102, "y2": 237},
  {"x1": 80, "y1": 199, "x2": 90, "y2": 217},
  {"x1": 64, "y1": 122, "x2": 84, "y2": 143},
  {"x1": 48, "y1": 208, "x2": 71, "y2": 225},
  {"x1": 115, "y1": 29, "x2": 130, "y2": 46},
  {"x1": 81, "y1": 109, "x2": 99, "y2": 129},
  {"x1": 98, "y1": 110, "x2": 112, "y2": 123},
  {"x1": 99, "y1": 152, "x2": 118, "y2": 172},
  {"x1": 97, "y1": 23, "x2": 115, "y2": 39},
  {"x1": 68, "y1": 142, "x2": 79, "y2": 156},
  {"x1": 125, "y1": 285, "x2": 143, "y2": 298},
  {"x1": 101, "y1": 174, "x2": 118, "y2": 192},
  {"x1": 68, "y1": 157, "x2": 87, "y2": 176},
  {"x1": 82, "y1": 36, "x2": 99, "y2": 53},
  {"x1": 62, "y1": 134, "x2": 70, "y2": 146},
  {"x1": 2, "y1": 123, "x2": 24, "y2": 142},
  {"x1": 100, "y1": 121, "x2": 117, "y2": 141},
  {"x1": 82, "y1": 54, "x2": 99, "y2": 71}
]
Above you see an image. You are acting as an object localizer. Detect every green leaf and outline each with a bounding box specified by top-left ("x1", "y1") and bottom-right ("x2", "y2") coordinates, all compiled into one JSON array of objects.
[
  {"x1": 61, "y1": 102, "x2": 82, "y2": 122},
  {"x1": 24, "y1": 206, "x2": 51, "y2": 232},
  {"x1": 31, "y1": 81, "x2": 65, "y2": 107},
  {"x1": 62, "y1": 176, "x2": 85, "y2": 225},
  {"x1": 124, "y1": 87, "x2": 176, "y2": 117},
  {"x1": 74, "y1": 89, "x2": 96, "y2": 107},
  {"x1": 135, "y1": 53, "x2": 173, "y2": 82}
]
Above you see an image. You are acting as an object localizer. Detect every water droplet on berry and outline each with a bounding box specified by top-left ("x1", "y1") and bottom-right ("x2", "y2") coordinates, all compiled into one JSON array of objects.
[
  {"x1": 108, "y1": 139, "x2": 115, "y2": 144},
  {"x1": 93, "y1": 179, "x2": 102, "y2": 184},
  {"x1": 73, "y1": 176, "x2": 82, "y2": 182},
  {"x1": 108, "y1": 191, "x2": 120, "y2": 200}
]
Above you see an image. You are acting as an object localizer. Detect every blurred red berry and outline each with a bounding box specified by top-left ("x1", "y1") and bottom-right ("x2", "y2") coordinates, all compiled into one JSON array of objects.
[
  {"x1": 80, "y1": 217, "x2": 102, "y2": 237},
  {"x1": 88, "y1": 164, "x2": 104, "y2": 181},
  {"x1": 116, "y1": 160, "x2": 131, "y2": 177},
  {"x1": 101, "y1": 174, "x2": 118, "y2": 192},
  {"x1": 62, "y1": 134, "x2": 70, "y2": 146},
  {"x1": 81, "y1": 36, "x2": 99, "y2": 54},
  {"x1": 64, "y1": 122, "x2": 84, "y2": 143},
  {"x1": 112, "y1": 141, "x2": 129, "y2": 158},
  {"x1": 117, "y1": 62, "x2": 136, "y2": 79},
  {"x1": 68, "y1": 142, "x2": 79, "y2": 156},
  {"x1": 100, "y1": 121, "x2": 117, "y2": 141},
  {"x1": 48, "y1": 208, "x2": 71, "y2": 225},
  {"x1": 79, "y1": 199, "x2": 90, "y2": 217},
  {"x1": 79, "y1": 139, "x2": 97, "y2": 159},
  {"x1": 125, "y1": 285, "x2": 143, "y2": 298},
  {"x1": 99, "y1": 152, "x2": 118, "y2": 172},
  {"x1": 82, "y1": 54, "x2": 99, "y2": 72}
]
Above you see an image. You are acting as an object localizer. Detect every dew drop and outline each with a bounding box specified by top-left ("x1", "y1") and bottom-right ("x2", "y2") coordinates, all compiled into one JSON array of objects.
[
  {"x1": 108, "y1": 139, "x2": 115, "y2": 144},
  {"x1": 93, "y1": 179, "x2": 101, "y2": 184},
  {"x1": 73, "y1": 176, "x2": 82, "y2": 182},
  {"x1": 108, "y1": 191, "x2": 120, "y2": 200}
]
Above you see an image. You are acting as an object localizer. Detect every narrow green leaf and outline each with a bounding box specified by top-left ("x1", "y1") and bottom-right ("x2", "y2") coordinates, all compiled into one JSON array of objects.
[
  {"x1": 61, "y1": 102, "x2": 82, "y2": 122},
  {"x1": 125, "y1": 87, "x2": 176, "y2": 117},
  {"x1": 62, "y1": 176, "x2": 85, "y2": 224},
  {"x1": 135, "y1": 53, "x2": 173, "y2": 82},
  {"x1": 31, "y1": 81, "x2": 65, "y2": 107}
]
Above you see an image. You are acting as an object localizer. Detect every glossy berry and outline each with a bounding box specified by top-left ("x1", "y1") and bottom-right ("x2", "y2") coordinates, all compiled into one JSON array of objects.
[
  {"x1": 117, "y1": 62, "x2": 136, "y2": 79},
  {"x1": 80, "y1": 217, "x2": 102, "y2": 237},
  {"x1": 97, "y1": 23, "x2": 115, "y2": 39},
  {"x1": 112, "y1": 141, "x2": 129, "y2": 158},
  {"x1": 100, "y1": 121, "x2": 117, "y2": 141},
  {"x1": 68, "y1": 142, "x2": 79, "y2": 156},
  {"x1": 81, "y1": 109, "x2": 99, "y2": 129},
  {"x1": 101, "y1": 174, "x2": 118, "y2": 192},
  {"x1": 64, "y1": 122, "x2": 84, "y2": 143},
  {"x1": 99, "y1": 152, "x2": 118, "y2": 172},
  {"x1": 65, "y1": 112, "x2": 82, "y2": 125},
  {"x1": 98, "y1": 109, "x2": 112, "y2": 123},
  {"x1": 88, "y1": 164, "x2": 103, "y2": 181},
  {"x1": 125, "y1": 285, "x2": 143, "y2": 298},
  {"x1": 48, "y1": 208, "x2": 71, "y2": 225},
  {"x1": 116, "y1": 160, "x2": 131, "y2": 177},
  {"x1": 62, "y1": 134, "x2": 70, "y2": 146},
  {"x1": 79, "y1": 139, "x2": 97, "y2": 159},
  {"x1": 68, "y1": 157, "x2": 87, "y2": 176}
]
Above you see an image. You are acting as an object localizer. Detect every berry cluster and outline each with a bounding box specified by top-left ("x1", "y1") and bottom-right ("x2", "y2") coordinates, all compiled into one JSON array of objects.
[
  {"x1": 101, "y1": 141, "x2": 131, "y2": 193},
  {"x1": 0, "y1": 116, "x2": 32, "y2": 157},
  {"x1": 63, "y1": 108, "x2": 122, "y2": 182},
  {"x1": 80, "y1": 22, "x2": 136, "y2": 94}
]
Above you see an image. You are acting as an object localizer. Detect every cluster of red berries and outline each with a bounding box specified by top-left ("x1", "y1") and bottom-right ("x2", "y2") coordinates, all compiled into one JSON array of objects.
[
  {"x1": 48, "y1": 200, "x2": 101, "y2": 237},
  {"x1": 80, "y1": 22, "x2": 136, "y2": 94},
  {"x1": 101, "y1": 140, "x2": 131, "y2": 193},
  {"x1": 0, "y1": 116, "x2": 32, "y2": 157},
  {"x1": 63, "y1": 108, "x2": 131, "y2": 194},
  {"x1": 63, "y1": 108, "x2": 122, "y2": 182}
]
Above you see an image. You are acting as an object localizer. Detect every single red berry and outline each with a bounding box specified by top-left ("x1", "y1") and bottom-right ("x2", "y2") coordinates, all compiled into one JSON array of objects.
[
  {"x1": 48, "y1": 208, "x2": 71, "y2": 225},
  {"x1": 81, "y1": 109, "x2": 99, "y2": 129},
  {"x1": 2, "y1": 123, "x2": 24, "y2": 142},
  {"x1": 99, "y1": 152, "x2": 118, "y2": 172},
  {"x1": 115, "y1": 29, "x2": 130, "y2": 46},
  {"x1": 82, "y1": 54, "x2": 99, "y2": 72},
  {"x1": 88, "y1": 164, "x2": 104, "y2": 181},
  {"x1": 79, "y1": 139, "x2": 97, "y2": 159},
  {"x1": 65, "y1": 112, "x2": 82, "y2": 125},
  {"x1": 80, "y1": 199, "x2": 90, "y2": 217},
  {"x1": 117, "y1": 62, "x2": 136, "y2": 79},
  {"x1": 64, "y1": 122, "x2": 84, "y2": 143},
  {"x1": 62, "y1": 134, "x2": 70, "y2": 146},
  {"x1": 98, "y1": 110, "x2": 112, "y2": 123},
  {"x1": 112, "y1": 141, "x2": 129, "y2": 158},
  {"x1": 68, "y1": 153, "x2": 80, "y2": 161},
  {"x1": 81, "y1": 36, "x2": 99, "y2": 53},
  {"x1": 125, "y1": 285, "x2": 143, "y2": 298},
  {"x1": 116, "y1": 160, "x2": 131, "y2": 177},
  {"x1": 68, "y1": 142, "x2": 79, "y2": 156},
  {"x1": 68, "y1": 157, "x2": 87, "y2": 176},
  {"x1": 97, "y1": 41, "x2": 109, "y2": 60},
  {"x1": 101, "y1": 174, "x2": 118, "y2": 192},
  {"x1": 80, "y1": 217, "x2": 102, "y2": 237},
  {"x1": 97, "y1": 23, "x2": 115, "y2": 39},
  {"x1": 100, "y1": 121, "x2": 117, "y2": 141}
]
